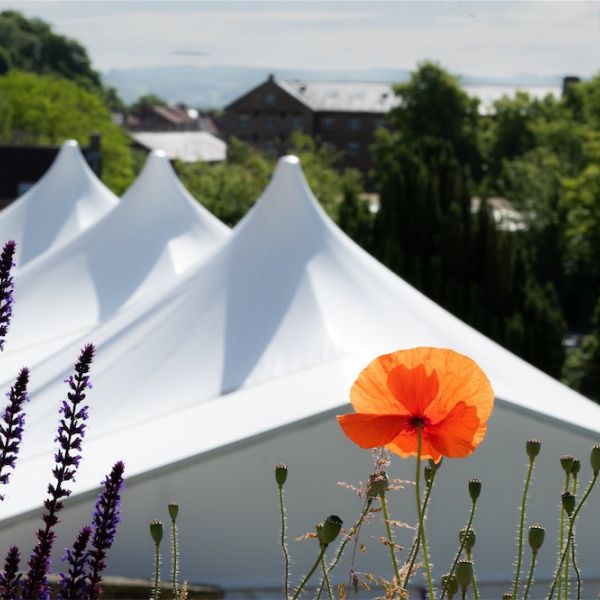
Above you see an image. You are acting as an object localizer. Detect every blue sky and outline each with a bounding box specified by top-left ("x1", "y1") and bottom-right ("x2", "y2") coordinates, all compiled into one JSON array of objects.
[{"x1": 2, "y1": 1, "x2": 599, "y2": 78}]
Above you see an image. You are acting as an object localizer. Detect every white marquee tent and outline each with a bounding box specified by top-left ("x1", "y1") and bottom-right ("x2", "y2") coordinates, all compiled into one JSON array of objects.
[
  {"x1": 1, "y1": 149, "x2": 230, "y2": 376},
  {"x1": 0, "y1": 156, "x2": 598, "y2": 598},
  {"x1": 0, "y1": 140, "x2": 117, "y2": 268}
]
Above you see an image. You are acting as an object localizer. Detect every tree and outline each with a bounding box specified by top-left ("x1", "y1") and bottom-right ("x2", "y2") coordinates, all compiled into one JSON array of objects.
[
  {"x1": 0, "y1": 10, "x2": 101, "y2": 91},
  {"x1": 0, "y1": 71, "x2": 134, "y2": 194}
]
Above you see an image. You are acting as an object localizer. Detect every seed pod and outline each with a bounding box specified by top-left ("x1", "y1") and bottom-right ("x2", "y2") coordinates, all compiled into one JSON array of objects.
[
  {"x1": 526, "y1": 439, "x2": 541, "y2": 459},
  {"x1": 528, "y1": 524, "x2": 545, "y2": 551},
  {"x1": 590, "y1": 445, "x2": 600, "y2": 474},
  {"x1": 149, "y1": 520, "x2": 163, "y2": 544},
  {"x1": 168, "y1": 502, "x2": 179, "y2": 520},
  {"x1": 561, "y1": 492, "x2": 575, "y2": 516},
  {"x1": 441, "y1": 574, "x2": 458, "y2": 596},
  {"x1": 321, "y1": 515, "x2": 343, "y2": 545},
  {"x1": 367, "y1": 471, "x2": 389, "y2": 498},
  {"x1": 275, "y1": 464, "x2": 288, "y2": 486},
  {"x1": 459, "y1": 528, "x2": 476, "y2": 552},
  {"x1": 468, "y1": 479, "x2": 481, "y2": 502},
  {"x1": 455, "y1": 560, "x2": 473, "y2": 591},
  {"x1": 560, "y1": 455, "x2": 575, "y2": 474}
]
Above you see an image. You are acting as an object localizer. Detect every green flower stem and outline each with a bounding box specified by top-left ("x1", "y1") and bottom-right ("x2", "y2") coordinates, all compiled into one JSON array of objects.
[
  {"x1": 316, "y1": 498, "x2": 373, "y2": 599},
  {"x1": 278, "y1": 485, "x2": 290, "y2": 599},
  {"x1": 557, "y1": 473, "x2": 570, "y2": 599},
  {"x1": 416, "y1": 426, "x2": 435, "y2": 600},
  {"x1": 152, "y1": 542, "x2": 161, "y2": 600},
  {"x1": 171, "y1": 517, "x2": 179, "y2": 600},
  {"x1": 548, "y1": 471, "x2": 598, "y2": 599},
  {"x1": 291, "y1": 545, "x2": 327, "y2": 600},
  {"x1": 512, "y1": 455, "x2": 536, "y2": 600},
  {"x1": 380, "y1": 490, "x2": 401, "y2": 584},
  {"x1": 523, "y1": 549, "x2": 538, "y2": 600},
  {"x1": 441, "y1": 500, "x2": 477, "y2": 600},
  {"x1": 563, "y1": 537, "x2": 570, "y2": 600},
  {"x1": 404, "y1": 466, "x2": 438, "y2": 588},
  {"x1": 570, "y1": 526, "x2": 582, "y2": 600},
  {"x1": 465, "y1": 549, "x2": 479, "y2": 600},
  {"x1": 320, "y1": 555, "x2": 334, "y2": 600}
]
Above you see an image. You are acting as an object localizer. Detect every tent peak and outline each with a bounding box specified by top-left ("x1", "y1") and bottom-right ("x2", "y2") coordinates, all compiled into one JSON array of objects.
[
  {"x1": 150, "y1": 149, "x2": 168, "y2": 159},
  {"x1": 63, "y1": 139, "x2": 79, "y2": 148},
  {"x1": 278, "y1": 155, "x2": 300, "y2": 165}
]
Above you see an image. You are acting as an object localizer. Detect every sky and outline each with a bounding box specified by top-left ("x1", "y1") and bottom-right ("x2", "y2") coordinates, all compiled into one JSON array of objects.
[{"x1": 1, "y1": 1, "x2": 599, "y2": 79}]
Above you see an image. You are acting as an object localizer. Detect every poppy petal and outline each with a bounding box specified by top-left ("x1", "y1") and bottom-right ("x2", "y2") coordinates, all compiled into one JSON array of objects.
[
  {"x1": 386, "y1": 431, "x2": 442, "y2": 462},
  {"x1": 427, "y1": 401, "x2": 481, "y2": 458},
  {"x1": 337, "y1": 413, "x2": 409, "y2": 448},
  {"x1": 387, "y1": 363, "x2": 439, "y2": 415}
]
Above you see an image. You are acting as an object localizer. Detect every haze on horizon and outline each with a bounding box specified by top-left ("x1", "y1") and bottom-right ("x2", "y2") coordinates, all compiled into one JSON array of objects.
[{"x1": 0, "y1": 1, "x2": 599, "y2": 82}]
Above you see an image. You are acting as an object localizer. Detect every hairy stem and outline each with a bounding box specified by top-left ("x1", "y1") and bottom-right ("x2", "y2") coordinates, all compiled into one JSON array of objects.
[
  {"x1": 320, "y1": 555, "x2": 333, "y2": 600},
  {"x1": 291, "y1": 546, "x2": 327, "y2": 600},
  {"x1": 404, "y1": 465, "x2": 438, "y2": 588},
  {"x1": 416, "y1": 426, "x2": 434, "y2": 599},
  {"x1": 523, "y1": 550, "x2": 538, "y2": 600},
  {"x1": 278, "y1": 485, "x2": 290, "y2": 599},
  {"x1": 380, "y1": 490, "x2": 401, "y2": 584},
  {"x1": 548, "y1": 472, "x2": 598, "y2": 599},
  {"x1": 152, "y1": 542, "x2": 161, "y2": 600},
  {"x1": 512, "y1": 456, "x2": 535, "y2": 599},
  {"x1": 557, "y1": 473, "x2": 570, "y2": 598},
  {"x1": 171, "y1": 517, "x2": 178, "y2": 600}
]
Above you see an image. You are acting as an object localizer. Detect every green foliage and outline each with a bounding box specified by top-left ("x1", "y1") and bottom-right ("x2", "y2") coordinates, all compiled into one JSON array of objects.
[
  {"x1": 129, "y1": 93, "x2": 168, "y2": 114},
  {"x1": 0, "y1": 70, "x2": 134, "y2": 194},
  {"x1": 0, "y1": 10, "x2": 101, "y2": 90}
]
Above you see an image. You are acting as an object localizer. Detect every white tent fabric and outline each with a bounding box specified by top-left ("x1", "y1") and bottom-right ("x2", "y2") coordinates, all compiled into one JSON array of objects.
[
  {"x1": 0, "y1": 156, "x2": 599, "y2": 594},
  {"x1": 1, "y1": 149, "x2": 230, "y2": 376},
  {"x1": 0, "y1": 140, "x2": 117, "y2": 267}
]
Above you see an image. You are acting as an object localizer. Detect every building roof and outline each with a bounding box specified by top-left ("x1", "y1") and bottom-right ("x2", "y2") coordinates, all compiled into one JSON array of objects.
[
  {"x1": 130, "y1": 131, "x2": 226, "y2": 163},
  {"x1": 267, "y1": 78, "x2": 561, "y2": 115}
]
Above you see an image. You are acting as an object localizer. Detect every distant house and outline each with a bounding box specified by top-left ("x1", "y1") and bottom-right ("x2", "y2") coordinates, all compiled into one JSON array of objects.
[
  {"x1": 129, "y1": 131, "x2": 226, "y2": 163},
  {"x1": 0, "y1": 134, "x2": 102, "y2": 208},
  {"x1": 221, "y1": 75, "x2": 397, "y2": 177},
  {"x1": 125, "y1": 103, "x2": 219, "y2": 134}
]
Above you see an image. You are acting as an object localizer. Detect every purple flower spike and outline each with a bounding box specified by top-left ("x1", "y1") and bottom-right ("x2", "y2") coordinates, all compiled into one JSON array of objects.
[
  {"x1": 58, "y1": 526, "x2": 92, "y2": 600},
  {"x1": 0, "y1": 546, "x2": 21, "y2": 600},
  {"x1": 86, "y1": 461, "x2": 125, "y2": 599},
  {"x1": 0, "y1": 240, "x2": 16, "y2": 352},
  {"x1": 22, "y1": 345, "x2": 95, "y2": 600},
  {"x1": 0, "y1": 368, "x2": 29, "y2": 499}
]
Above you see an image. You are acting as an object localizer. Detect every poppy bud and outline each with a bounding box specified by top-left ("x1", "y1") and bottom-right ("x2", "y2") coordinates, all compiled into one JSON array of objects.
[
  {"x1": 591, "y1": 445, "x2": 600, "y2": 474},
  {"x1": 275, "y1": 464, "x2": 288, "y2": 487},
  {"x1": 321, "y1": 515, "x2": 343, "y2": 545},
  {"x1": 367, "y1": 471, "x2": 389, "y2": 498},
  {"x1": 528, "y1": 524, "x2": 545, "y2": 552},
  {"x1": 441, "y1": 574, "x2": 458, "y2": 596},
  {"x1": 424, "y1": 465, "x2": 434, "y2": 486},
  {"x1": 561, "y1": 492, "x2": 575, "y2": 516},
  {"x1": 459, "y1": 528, "x2": 476, "y2": 551},
  {"x1": 455, "y1": 560, "x2": 473, "y2": 591},
  {"x1": 571, "y1": 458, "x2": 581, "y2": 477},
  {"x1": 168, "y1": 502, "x2": 179, "y2": 520},
  {"x1": 502, "y1": 594, "x2": 513, "y2": 600},
  {"x1": 526, "y1": 439, "x2": 541, "y2": 459},
  {"x1": 468, "y1": 479, "x2": 481, "y2": 502},
  {"x1": 560, "y1": 455, "x2": 575, "y2": 474},
  {"x1": 149, "y1": 520, "x2": 163, "y2": 545}
]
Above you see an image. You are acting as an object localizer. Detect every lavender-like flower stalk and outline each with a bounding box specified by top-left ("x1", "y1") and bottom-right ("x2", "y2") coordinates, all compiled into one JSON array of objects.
[
  {"x1": 0, "y1": 240, "x2": 16, "y2": 352},
  {"x1": 22, "y1": 344, "x2": 95, "y2": 600},
  {"x1": 57, "y1": 526, "x2": 92, "y2": 600},
  {"x1": 0, "y1": 546, "x2": 21, "y2": 600},
  {"x1": 86, "y1": 460, "x2": 125, "y2": 599},
  {"x1": 0, "y1": 368, "x2": 29, "y2": 499}
]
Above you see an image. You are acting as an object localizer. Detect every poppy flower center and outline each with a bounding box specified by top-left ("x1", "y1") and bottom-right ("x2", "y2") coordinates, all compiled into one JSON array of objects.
[{"x1": 408, "y1": 415, "x2": 431, "y2": 430}]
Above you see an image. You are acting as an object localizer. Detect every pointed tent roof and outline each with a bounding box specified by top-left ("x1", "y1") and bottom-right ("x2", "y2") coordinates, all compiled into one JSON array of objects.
[
  {"x1": 1, "y1": 150, "x2": 229, "y2": 373},
  {"x1": 3, "y1": 155, "x2": 600, "y2": 522},
  {"x1": 0, "y1": 140, "x2": 118, "y2": 267}
]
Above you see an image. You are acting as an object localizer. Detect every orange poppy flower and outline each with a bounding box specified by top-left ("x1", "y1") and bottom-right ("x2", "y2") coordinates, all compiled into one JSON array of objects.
[{"x1": 337, "y1": 348, "x2": 494, "y2": 462}]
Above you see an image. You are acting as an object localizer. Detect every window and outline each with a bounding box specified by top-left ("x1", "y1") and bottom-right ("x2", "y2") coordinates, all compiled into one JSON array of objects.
[
  {"x1": 265, "y1": 93, "x2": 276, "y2": 105},
  {"x1": 347, "y1": 141, "x2": 361, "y2": 157},
  {"x1": 291, "y1": 116, "x2": 303, "y2": 130},
  {"x1": 266, "y1": 116, "x2": 275, "y2": 130},
  {"x1": 323, "y1": 117, "x2": 335, "y2": 130},
  {"x1": 348, "y1": 118, "x2": 361, "y2": 131},
  {"x1": 238, "y1": 113, "x2": 250, "y2": 129}
]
